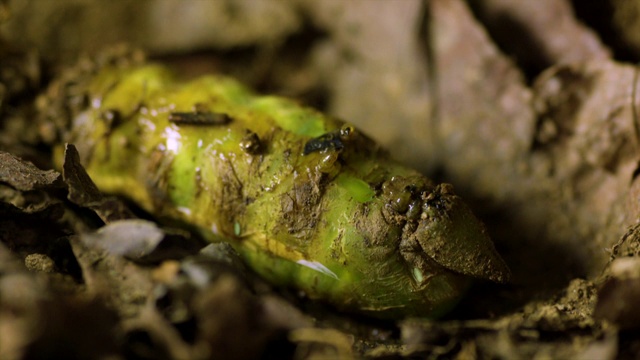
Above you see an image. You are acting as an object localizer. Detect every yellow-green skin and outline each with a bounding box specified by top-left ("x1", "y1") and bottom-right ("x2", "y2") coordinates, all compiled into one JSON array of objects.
[{"x1": 64, "y1": 64, "x2": 510, "y2": 319}]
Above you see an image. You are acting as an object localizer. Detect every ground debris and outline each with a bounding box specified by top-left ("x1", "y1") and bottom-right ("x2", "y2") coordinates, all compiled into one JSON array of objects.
[
  {"x1": 80, "y1": 219, "x2": 203, "y2": 263},
  {"x1": 62, "y1": 143, "x2": 137, "y2": 222},
  {"x1": 595, "y1": 256, "x2": 640, "y2": 330},
  {"x1": 401, "y1": 279, "x2": 614, "y2": 359},
  {"x1": 0, "y1": 151, "x2": 63, "y2": 191},
  {"x1": 0, "y1": 241, "x2": 120, "y2": 360}
]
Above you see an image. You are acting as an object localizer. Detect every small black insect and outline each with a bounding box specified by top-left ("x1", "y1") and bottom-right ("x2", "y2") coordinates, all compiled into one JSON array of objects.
[
  {"x1": 240, "y1": 130, "x2": 262, "y2": 155},
  {"x1": 303, "y1": 125, "x2": 355, "y2": 155},
  {"x1": 169, "y1": 111, "x2": 232, "y2": 125}
]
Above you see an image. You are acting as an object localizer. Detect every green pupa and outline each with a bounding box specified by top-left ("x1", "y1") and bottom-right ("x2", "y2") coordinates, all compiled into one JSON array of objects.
[{"x1": 59, "y1": 63, "x2": 510, "y2": 319}]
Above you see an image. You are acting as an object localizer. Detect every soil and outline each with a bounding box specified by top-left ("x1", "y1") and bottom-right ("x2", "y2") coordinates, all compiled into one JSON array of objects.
[{"x1": 2, "y1": 0, "x2": 640, "y2": 359}]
